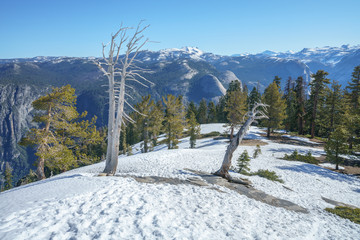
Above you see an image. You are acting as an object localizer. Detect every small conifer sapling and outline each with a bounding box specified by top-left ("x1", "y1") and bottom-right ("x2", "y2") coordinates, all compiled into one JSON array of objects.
[
  {"x1": 253, "y1": 144, "x2": 262, "y2": 158},
  {"x1": 237, "y1": 150, "x2": 251, "y2": 174}
]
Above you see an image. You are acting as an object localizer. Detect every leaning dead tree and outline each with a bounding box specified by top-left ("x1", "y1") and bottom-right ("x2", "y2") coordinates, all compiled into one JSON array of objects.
[
  {"x1": 214, "y1": 103, "x2": 268, "y2": 182},
  {"x1": 95, "y1": 22, "x2": 152, "y2": 175}
]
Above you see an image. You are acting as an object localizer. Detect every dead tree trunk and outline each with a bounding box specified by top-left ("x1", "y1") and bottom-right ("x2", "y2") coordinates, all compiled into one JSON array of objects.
[
  {"x1": 95, "y1": 22, "x2": 152, "y2": 176},
  {"x1": 214, "y1": 103, "x2": 268, "y2": 181}
]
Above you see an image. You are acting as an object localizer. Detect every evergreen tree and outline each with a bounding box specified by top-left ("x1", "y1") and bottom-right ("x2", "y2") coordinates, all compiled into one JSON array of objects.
[
  {"x1": 343, "y1": 97, "x2": 360, "y2": 150},
  {"x1": 227, "y1": 80, "x2": 242, "y2": 92},
  {"x1": 133, "y1": 95, "x2": 153, "y2": 153},
  {"x1": 309, "y1": 70, "x2": 330, "y2": 138},
  {"x1": 186, "y1": 101, "x2": 198, "y2": 119},
  {"x1": 325, "y1": 127, "x2": 349, "y2": 170},
  {"x1": 207, "y1": 101, "x2": 217, "y2": 123},
  {"x1": 224, "y1": 90, "x2": 247, "y2": 139},
  {"x1": 253, "y1": 145, "x2": 262, "y2": 159},
  {"x1": 262, "y1": 82, "x2": 287, "y2": 137},
  {"x1": 120, "y1": 124, "x2": 127, "y2": 155},
  {"x1": 215, "y1": 80, "x2": 243, "y2": 124},
  {"x1": 283, "y1": 77, "x2": 297, "y2": 132},
  {"x1": 4, "y1": 162, "x2": 13, "y2": 191},
  {"x1": 163, "y1": 94, "x2": 186, "y2": 149},
  {"x1": 346, "y1": 65, "x2": 360, "y2": 109},
  {"x1": 188, "y1": 111, "x2": 200, "y2": 148},
  {"x1": 216, "y1": 96, "x2": 227, "y2": 123},
  {"x1": 197, "y1": 99, "x2": 208, "y2": 124},
  {"x1": 148, "y1": 100, "x2": 164, "y2": 148},
  {"x1": 242, "y1": 83, "x2": 248, "y2": 98},
  {"x1": 273, "y1": 76, "x2": 282, "y2": 87},
  {"x1": 294, "y1": 76, "x2": 306, "y2": 135},
  {"x1": 318, "y1": 81, "x2": 344, "y2": 138},
  {"x1": 237, "y1": 150, "x2": 251, "y2": 173},
  {"x1": 248, "y1": 86, "x2": 261, "y2": 110},
  {"x1": 345, "y1": 65, "x2": 360, "y2": 149},
  {"x1": 20, "y1": 85, "x2": 103, "y2": 179}
]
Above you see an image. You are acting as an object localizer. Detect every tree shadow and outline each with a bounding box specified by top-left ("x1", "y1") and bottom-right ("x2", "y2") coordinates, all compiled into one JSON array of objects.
[
  {"x1": 196, "y1": 139, "x2": 226, "y2": 149},
  {"x1": 353, "y1": 188, "x2": 360, "y2": 193},
  {"x1": 267, "y1": 147, "x2": 324, "y2": 156},
  {"x1": 277, "y1": 164, "x2": 360, "y2": 185},
  {"x1": 1, "y1": 174, "x2": 84, "y2": 195}
]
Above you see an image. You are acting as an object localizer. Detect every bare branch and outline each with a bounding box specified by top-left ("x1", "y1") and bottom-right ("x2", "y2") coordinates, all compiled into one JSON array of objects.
[
  {"x1": 124, "y1": 99, "x2": 147, "y2": 117},
  {"x1": 126, "y1": 77, "x2": 149, "y2": 88},
  {"x1": 123, "y1": 112, "x2": 136, "y2": 124}
]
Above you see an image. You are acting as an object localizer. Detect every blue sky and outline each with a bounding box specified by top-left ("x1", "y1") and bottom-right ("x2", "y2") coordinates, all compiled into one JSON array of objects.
[{"x1": 1, "y1": 0, "x2": 359, "y2": 58}]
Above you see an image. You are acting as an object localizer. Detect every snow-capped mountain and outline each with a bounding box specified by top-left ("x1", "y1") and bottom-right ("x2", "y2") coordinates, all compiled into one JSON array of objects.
[
  {"x1": 232, "y1": 44, "x2": 360, "y2": 86},
  {"x1": 137, "y1": 46, "x2": 226, "y2": 63},
  {"x1": 273, "y1": 44, "x2": 360, "y2": 66}
]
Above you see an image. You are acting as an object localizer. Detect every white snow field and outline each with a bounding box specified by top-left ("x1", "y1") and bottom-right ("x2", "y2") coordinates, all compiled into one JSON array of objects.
[{"x1": 1, "y1": 124, "x2": 360, "y2": 239}]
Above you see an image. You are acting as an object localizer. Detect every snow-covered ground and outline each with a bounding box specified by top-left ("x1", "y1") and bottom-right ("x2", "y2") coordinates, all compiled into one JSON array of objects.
[{"x1": 1, "y1": 124, "x2": 360, "y2": 239}]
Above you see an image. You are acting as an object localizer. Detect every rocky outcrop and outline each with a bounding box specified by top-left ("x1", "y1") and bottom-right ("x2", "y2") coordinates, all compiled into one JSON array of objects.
[
  {"x1": 188, "y1": 74, "x2": 227, "y2": 103},
  {"x1": 0, "y1": 84, "x2": 45, "y2": 181}
]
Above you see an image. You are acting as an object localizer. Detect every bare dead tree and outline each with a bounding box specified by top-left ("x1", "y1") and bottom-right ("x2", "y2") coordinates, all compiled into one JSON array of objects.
[
  {"x1": 214, "y1": 103, "x2": 268, "y2": 182},
  {"x1": 95, "y1": 22, "x2": 152, "y2": 176}
]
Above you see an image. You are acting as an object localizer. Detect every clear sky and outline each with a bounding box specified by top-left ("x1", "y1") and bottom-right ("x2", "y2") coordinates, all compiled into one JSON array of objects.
[{"x1": 1, "y1": 0, "x2": 359, "y2": 58}]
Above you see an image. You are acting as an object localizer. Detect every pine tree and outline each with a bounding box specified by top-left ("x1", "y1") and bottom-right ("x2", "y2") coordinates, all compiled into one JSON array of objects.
[
  {"x1": 186, "y1": 101, "x2": 197, "y2": 119},
  {"x1": 283, "y1": 77, "x2": 297, "y2": 132},
  {"x1": 294, "y1": 76, "x2": 306, "y2": 135},
  {"x1": 309, "y1": 70, "x2": 330, "y2": 138},
  {"x1": 242, "y1": 83, "x2": 248, "y2": 98},
  {"x1": 20, "y1": 85, "x2": 103, "y2": 179},
  {"x1": 345, "y1": 65, "x2": 360, "y2": 149},
  {"x1": 262, "y1": 82, "x2": 287, "y2": 137},
  {"x1": 237, "y1": 150, "x2": 251, "y2": 173},
  {"x1": 4, "y1": 162, "x2": 13, "y2": 191},
  {"x1": 216, "y1": 96, "x2": 227, "y2": 123},
  {"x1": 163, "y1": 94, "x2": 186, "y2": 149},
  {"x1": 227, "y1": 80, "x2": 242, "y2": 92},
  {"x1": 133, "y1": 95, "x2": 153, "y2": 153},
  {"x1": 248, "y1": 86, "x2": 261, "y2": 110},
  {"x1": 325, "y1": 127, "x2": 349, "y2": 170},
  {"x1": 197, "y1": 99, "x2": 208, "y2": 124},
  {"x1": 347, "y1": 65, "x2": 360, "y2": 109},
  {"x1": 188, "y1": 111, "x2": 200, "y2": 148},
  {"x1": 148, "y1": 100, "x2": 164, "y2": 148},
  {"x1": 319, "y1": 81, "x2": 344, "y2": 138},
  {"x1": 253, "y1": 145, "x2": 262, "y2": 158},
  {"x1": 224, "y1": 90, "x2": 247, "y2": 140},
  {"x1": 120, "y1": 124, "x2": 127, "y2": 155},
  {"x1": 273, "y1": 76, "x2": 282, "y2": 87},
  {"x1": 207, "y1": 101, "x2": 217, "y2": 123},
  {"x1": 343, "y1": 94, "x2": 360, "y2": 150}
]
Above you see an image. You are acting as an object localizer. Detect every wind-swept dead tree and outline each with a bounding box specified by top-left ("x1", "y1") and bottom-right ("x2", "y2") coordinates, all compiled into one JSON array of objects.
[
  {"x1": 95, "y1": 22, "x2": 152, "y2": 175},
  {"x1": 214, "y1": 103, "x2": 268, "y2": 182}
]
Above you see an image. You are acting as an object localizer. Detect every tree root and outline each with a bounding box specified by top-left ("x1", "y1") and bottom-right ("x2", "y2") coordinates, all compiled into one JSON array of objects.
[{"x1": 213, "y1": 170, "x2": 250, "y2": 186}]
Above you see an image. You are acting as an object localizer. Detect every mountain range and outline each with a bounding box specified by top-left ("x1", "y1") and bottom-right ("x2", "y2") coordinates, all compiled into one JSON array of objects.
[{"x1": 0, "y1": 44, "x2": 359, "y2": 183}]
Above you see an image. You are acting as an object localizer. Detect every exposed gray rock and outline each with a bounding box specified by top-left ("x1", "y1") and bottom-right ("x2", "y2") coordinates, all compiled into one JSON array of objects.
[
  {"x1": 218, "y1": 70, "x2": 242, "y2": 90},
  {"x1": 0, "y1": 84, "x2": 45, "y2": 181},
  {"x1": 188, "y1": 74, "x2": 226, "y2": 103},
  {"x1": 117, "y1": 170, "x2": 309, "y2": 214}
]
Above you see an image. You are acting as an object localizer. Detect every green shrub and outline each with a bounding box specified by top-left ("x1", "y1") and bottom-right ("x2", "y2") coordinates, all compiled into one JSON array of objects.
[
  {"x1": 237, "y1": 150, "x2": 251, "y2": 173},
  {"x1": 253, "y1": 145, "x2": 262, "y2": 158},
  {"x1": 325, "y1": 206, "x2": 360, "y2": 224},
  {"x1": 283, "y1": 150, "x2": 318, "y2": 164},
  {"x1": 252, "y1": 169, "x2": 284, "y2": 183}
]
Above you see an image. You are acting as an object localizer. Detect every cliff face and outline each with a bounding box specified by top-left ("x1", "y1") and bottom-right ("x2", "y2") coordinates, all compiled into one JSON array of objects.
[{"x1": 0, "y1": 84, "x2": 45, "y2": 181}]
